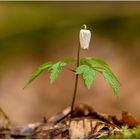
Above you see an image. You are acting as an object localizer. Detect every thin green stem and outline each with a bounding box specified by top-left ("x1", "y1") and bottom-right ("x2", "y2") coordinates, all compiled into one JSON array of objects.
[{"x1": 71, "y1": 43, "x2": 80, "y2": 113}]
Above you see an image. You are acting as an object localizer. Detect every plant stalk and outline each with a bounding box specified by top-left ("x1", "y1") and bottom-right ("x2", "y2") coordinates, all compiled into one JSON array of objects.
[{"x1": 71, "y1": 43, "x2": 80, "y2": 113}]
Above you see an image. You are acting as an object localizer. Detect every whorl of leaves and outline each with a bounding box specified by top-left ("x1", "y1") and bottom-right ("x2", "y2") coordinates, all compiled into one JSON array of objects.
[{"x1": 23, "y1": 57, "x2": 120, "y2": 96}]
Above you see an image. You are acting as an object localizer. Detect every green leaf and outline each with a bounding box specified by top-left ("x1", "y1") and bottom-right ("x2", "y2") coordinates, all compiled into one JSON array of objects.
[
  {"x1": 92, "y1": 58, "x2": 109, "y2": 67},
  {"x1": 80, "y1": 57, "x2": 109, "y2": 70},
  {"x1": 23, "y1": 58, "x2": 76, "y2": 89},
  {"x1": 102, "y1": 70, "x2": 119, "y2": 96},
  {"x1": 23, "y1": 62, "x2": 53, "y2": 89},
  {"x1": 80, "y1": 57, "x2": 120, "y2": 96},
  {"x1": 50, "y1": 61, "x2": 66, "y2": 84},
  {"x1": 50, "y1": 58, "x2": 75, "y2": 84},
  {"x1": 76, "y1": 65, "x2": 96, "y2": 89}
]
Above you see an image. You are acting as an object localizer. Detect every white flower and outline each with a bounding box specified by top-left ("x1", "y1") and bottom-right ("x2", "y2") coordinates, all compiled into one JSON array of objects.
[{"x1": 79, "y1": 25, "x2": 91, "y2": 49}]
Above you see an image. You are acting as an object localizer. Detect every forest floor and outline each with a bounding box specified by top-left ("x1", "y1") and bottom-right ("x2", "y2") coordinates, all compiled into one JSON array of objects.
[{"x1": 0, "y1": 104, "x2": 140, "y2": 139}]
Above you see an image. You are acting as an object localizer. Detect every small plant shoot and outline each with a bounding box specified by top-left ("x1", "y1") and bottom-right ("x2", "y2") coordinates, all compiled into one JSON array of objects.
[{"x1": 23, "y1": 24, "x2": 120, "y2": 112}]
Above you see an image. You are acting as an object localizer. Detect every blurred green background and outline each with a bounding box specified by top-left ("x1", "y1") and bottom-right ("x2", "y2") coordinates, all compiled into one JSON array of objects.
[{"x1": 0, "y1": 2, "x2": 140, "y2": 126}]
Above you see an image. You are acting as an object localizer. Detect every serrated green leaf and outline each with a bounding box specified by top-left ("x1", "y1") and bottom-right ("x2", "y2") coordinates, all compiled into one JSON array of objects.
[
  {"x1": 23, "y1": 62, "x2": 53, "y2": 89},
  {"x1": 80, "y1": 57, "x2": 109, "y2": 70},
  {"x1": 50, "y1": 61, "x2": 66, "y2": 84},
  {"x1": 102, "y1": 70, "x2": 119, "y2": 96},
  {"x1": 92, "y1": 58, "x2": 109, "y2": 67},
  {"x1": 50, "y1": 58, "x2": 76, "y2": 84},
  {"x1": 80, "y1": 57, "x2": 120, "y2": 96},
  {"x1": 80, "y1": 57, "x2": 119, "y2": 83},
  {"x1": 23, "y1": 58, "x2": 76, "y2": 89},
  {"x1": 76, "y1": 65, "x2": 96, "y2": 89}
]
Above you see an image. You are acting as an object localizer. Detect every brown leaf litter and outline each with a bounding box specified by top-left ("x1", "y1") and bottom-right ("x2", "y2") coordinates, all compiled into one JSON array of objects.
[{"x1": 0, "y1": 104, "x2": 140, "y2": 139}]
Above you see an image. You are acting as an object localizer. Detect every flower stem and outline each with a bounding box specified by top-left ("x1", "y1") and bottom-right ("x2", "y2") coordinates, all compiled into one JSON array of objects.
[{"x1": 71, "y1": 43, "x2": 80, "y2": 113}]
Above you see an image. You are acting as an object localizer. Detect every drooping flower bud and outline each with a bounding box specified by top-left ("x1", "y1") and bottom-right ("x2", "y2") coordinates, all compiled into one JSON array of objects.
[{"x1": 79, "y1": 24, "x2": 91, "y2": 49}]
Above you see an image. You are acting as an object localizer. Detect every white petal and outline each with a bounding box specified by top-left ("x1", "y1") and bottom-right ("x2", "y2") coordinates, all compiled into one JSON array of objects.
[{"x1": 79, "y1": 29, "x2": 91, "y2": 49}]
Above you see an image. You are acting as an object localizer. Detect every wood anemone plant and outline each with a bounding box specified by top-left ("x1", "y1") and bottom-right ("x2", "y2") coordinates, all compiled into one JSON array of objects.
[{"x1": 23, "y1": 24, "x2": 120, "y2": 113}]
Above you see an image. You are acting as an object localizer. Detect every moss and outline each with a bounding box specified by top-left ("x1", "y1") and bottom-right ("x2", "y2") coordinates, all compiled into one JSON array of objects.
[{"x1": 102, "y1": 125, "x2": 140, "y2": 139}]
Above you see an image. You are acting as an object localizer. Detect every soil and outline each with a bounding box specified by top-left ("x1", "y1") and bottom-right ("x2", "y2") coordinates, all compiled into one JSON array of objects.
[{"x1": 0, "y1": 104, "x2": 140, "y2": 139}]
